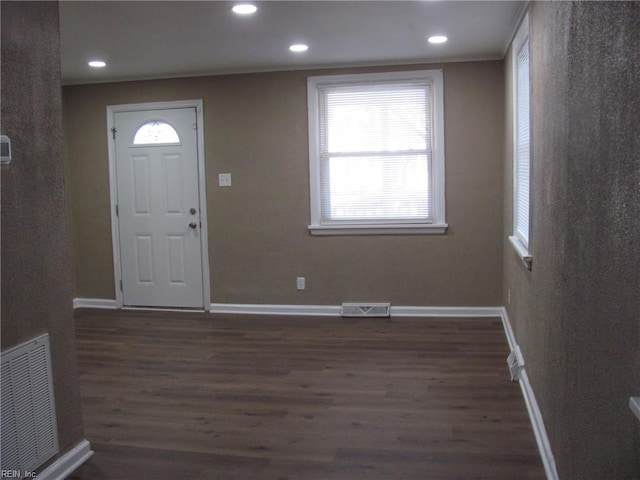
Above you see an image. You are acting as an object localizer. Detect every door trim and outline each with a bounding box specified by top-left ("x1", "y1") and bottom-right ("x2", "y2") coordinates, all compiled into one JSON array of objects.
[{"x1": 106, "y1": 100, "x2": 211, "y2": 311}]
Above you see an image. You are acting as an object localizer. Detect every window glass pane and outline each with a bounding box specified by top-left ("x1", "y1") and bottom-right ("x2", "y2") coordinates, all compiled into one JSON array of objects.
[
  {"x1": 325, "y1": 87, "x2": 428, "y2": 153},
  {"x1": 324, "y1": 154, "x2": 430, "y2": 220},
  {"x1": 133, "y1": 121, "x2": 180, "y2": 145}
]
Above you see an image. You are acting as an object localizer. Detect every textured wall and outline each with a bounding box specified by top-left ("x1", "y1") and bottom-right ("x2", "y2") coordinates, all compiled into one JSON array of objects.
[
  {"x1": 1, "y1": 0, "x2": 85, "y2": 464},
  {"x1": 504, "y1": 2, "x2": 640, "y2": 478},
  {"x1": 64, "y1": 61, "x2": 505, "y2": 307}
]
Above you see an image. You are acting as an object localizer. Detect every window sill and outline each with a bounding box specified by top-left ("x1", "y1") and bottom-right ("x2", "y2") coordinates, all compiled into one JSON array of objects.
[
  {"x1": 309, "y1": 223, "x2": 448, "y2": 236},
  {"x1": 509, "y1": 235, "x2": 532, "y2": 270}
]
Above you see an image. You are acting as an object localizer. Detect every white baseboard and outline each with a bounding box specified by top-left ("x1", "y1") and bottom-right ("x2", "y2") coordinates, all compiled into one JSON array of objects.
[
  {"x1": 210, "y1": 303, "x2": 506, "y2": 318},
  {"x1": 75, "y1": 299, "x2": 505, "y2": 319},
  {"x1": 519, "y1": 370, "x2": 559, "y2": 480},
  {"x1": 392, "y1": 305, "x2": 505, "y2": 318},
  {"x1": 37, "y1": 439, "x2": 93, "y2": 480},
  {"x1": 500, "y1": 309, "x2": 558, "y2": 480},
  {"x1": 210, "y1": 303, "x2": 339, "y2": 316},
  {"x1": 73, "y1": 298, "x2": 118, "y2": 309}
]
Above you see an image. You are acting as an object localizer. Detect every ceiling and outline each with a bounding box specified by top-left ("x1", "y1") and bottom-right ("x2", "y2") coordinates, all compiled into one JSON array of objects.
[{"x1": 59, "y1": 0, "x2": 525, "y2": 86}]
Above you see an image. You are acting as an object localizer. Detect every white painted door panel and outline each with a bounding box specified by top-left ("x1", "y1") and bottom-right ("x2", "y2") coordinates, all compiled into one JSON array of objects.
[{"x1": 115, "y1": 108, "x2": 204, "y2": 308}]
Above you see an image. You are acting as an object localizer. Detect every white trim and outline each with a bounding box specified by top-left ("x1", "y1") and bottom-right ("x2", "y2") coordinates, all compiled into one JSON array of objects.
[
  {"x1": 72, "y1": 299, "x2": 209, "y2": 313},
  {"x1": 503, "y1": 2, "x2": 530, "y2": 56},
  {"x1": 509, "y1": 235, "x2": 533, "y2": 270},
  {"x1": 392, "y1": 305, "x2": 504, "y2": 318},
  {"x1": 72, "y1": 300, "x2": 507, "y2": 320},
  {"x1": 210, "y1": 303, "x2": 505, "y2": 318},
  {"x1": 36, "y1": 439, "x2": 93, "y2": 480},
  {"x1": 500, "y1": 308, "x2": 559, "y2": 480},
  {"x1": 497, "y1": 306, "x2": 517, "y2": 352},
  {"x1": 73, "y1": 298, "x2": 118, "y2": 309},
  {"x1": 307, "y1": 69, "x2": 446, "y2": 235},
  {"x1": 210, "y1": 303, "x2": 341, "y2": 317},
  {"x1": 73, "y1": 300, "x2": 506, "y2": 319},
  {"x1": 519, "y1": 370, "x2": 558, "y2": 480},
  {"x1": 106, "y1": 109, "x2": 123, "y2": 308},
  {"x1": 512, "y1": 11, "x2": 530, "y2": 55},
  {"x1": 122, "y1": 306, "x2": 206, "y2": 313},
  {"x1": 106, "y1": 100, "x2": 211, "y2": 311}
]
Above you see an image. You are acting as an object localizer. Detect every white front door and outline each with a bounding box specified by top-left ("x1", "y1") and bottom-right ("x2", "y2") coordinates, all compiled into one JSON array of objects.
[{"x1": 114, "y1": 108, "x2": 204, "y2": 308}]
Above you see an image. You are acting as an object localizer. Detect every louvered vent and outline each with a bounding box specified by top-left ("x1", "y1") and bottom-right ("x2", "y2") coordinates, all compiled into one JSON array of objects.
[
  {"x1": 1, "y1": 334, "x2": 59, "y2": 476},
  {"x1": 341, "y1": 303, "x2": 391, "y2": 318}
]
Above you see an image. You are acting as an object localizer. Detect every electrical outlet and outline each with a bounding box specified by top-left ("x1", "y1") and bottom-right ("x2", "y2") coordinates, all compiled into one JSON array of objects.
[{"x1": 296, "y1": 277, "x2": 306, "y2": 290}]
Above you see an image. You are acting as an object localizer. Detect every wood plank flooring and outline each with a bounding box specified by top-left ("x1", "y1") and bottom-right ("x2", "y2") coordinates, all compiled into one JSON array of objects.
[{"x1": 68, "y1": 310, "x2": 545, "y2": 480}]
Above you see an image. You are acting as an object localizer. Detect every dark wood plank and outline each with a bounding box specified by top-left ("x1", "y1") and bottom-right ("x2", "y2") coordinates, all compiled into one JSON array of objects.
[{"x1": 68, "y1": 310, "x2": 545, "y2": 479}]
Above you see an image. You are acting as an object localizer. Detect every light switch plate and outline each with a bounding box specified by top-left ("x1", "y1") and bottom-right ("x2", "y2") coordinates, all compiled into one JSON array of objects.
[{"x1": 218, "y1": 173, "x2": 232, "y2": 187}]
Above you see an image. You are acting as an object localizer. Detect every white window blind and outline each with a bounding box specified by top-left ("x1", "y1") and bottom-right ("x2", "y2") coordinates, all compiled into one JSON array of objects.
[
  {"x1": 514, "y1": 37, "x2": 531, "y2": 247},
  {"x1": 319, "y1": 82, "x2": 432, "y2": 222},
  {"x1": 509, "y1": 13, "x2": 532, "y2": 269},
  {"x1": 308, "y1": 70, "x2": 446, "y2": 235}
]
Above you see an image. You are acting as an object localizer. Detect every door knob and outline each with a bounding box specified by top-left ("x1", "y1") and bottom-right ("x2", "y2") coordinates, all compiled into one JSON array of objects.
[
  {"x1": 190, "y1": 208, "x2": 197, "y2": 215},
  {"x1": 189, "y1": 222, "x2": 197, "y2": 229}
]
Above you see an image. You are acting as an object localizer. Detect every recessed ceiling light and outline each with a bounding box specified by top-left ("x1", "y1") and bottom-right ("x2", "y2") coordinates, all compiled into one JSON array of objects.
[
  {"x1": 232, "y1": 4, "x2": 257, "y2": 15},
  {"x1": 428, "y1": 35, "x2": 448, "y2": 44},
  {"x1": 289, "y1": 44, "x2": 309, "y2": 53},
  {"x1": 88, "y1": 60, "x2": 106, "y2": 68}
]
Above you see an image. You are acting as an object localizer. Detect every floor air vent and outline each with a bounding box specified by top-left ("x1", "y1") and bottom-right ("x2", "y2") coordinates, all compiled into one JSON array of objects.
[
  {"x1": 341, "y1": 303, "x2": 391, "y2": 318},
  {"x1": 1, "y1": 334, "x2": 59, "y2": 476}
]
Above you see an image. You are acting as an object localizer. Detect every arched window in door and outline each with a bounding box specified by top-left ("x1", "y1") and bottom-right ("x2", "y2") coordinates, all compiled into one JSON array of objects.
[{"x1": 133, "y1": 121, "x2": 180, "y2": 145}]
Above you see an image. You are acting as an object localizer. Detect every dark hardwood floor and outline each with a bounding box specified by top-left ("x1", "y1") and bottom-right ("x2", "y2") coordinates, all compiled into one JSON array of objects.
[{"x1": 68, "y1": 309, "x2": 545, "y2": 480}]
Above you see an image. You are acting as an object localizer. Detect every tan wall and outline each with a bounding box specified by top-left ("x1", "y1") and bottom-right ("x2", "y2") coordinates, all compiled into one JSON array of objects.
[
  {"x1": 504, "y1": 3, "x2": 640, "y2": 478},
  {"x1": 1, "y1": 0, "x2": 85, "y2": 465},
  {"x1": 64, "y1": 61, "x2": 504, "y2": 306}
]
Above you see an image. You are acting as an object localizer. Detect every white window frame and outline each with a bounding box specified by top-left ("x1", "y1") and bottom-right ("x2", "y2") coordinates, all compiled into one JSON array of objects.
[
  {"x1": 307, "y1": 70, "x2": 447, "y2": 236},
  {"x1": 509, "y1": 13, "x2": 533, "y2": 269}
]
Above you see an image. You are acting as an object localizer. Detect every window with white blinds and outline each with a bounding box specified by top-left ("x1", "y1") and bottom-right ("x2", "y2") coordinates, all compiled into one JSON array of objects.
[
  {"x1": 307, "y1": 70, "x2": 446, "y2": 235},
  {"x1": 515, "y1": 37, "x2": 530, "y2": 245},
  {"x1": 510, "y1": 13, "x2": 532, "y2": 267}
]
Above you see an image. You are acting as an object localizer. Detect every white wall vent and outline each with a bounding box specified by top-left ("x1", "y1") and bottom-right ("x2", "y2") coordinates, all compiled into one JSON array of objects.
[
  {"x1": 1, "y1": 334, "x2": 59, "y2": 477},
  {"x1": 341, "y1": 303, "x2": 391, "y2": 318},
  {"x1": 507, "y1": 345, "x2": 525, "y2": 382}
]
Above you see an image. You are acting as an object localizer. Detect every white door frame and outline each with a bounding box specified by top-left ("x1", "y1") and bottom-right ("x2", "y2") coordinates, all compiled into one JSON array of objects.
[{"x1": 106, "y1": 99, "x2": 211, "y2": 311}]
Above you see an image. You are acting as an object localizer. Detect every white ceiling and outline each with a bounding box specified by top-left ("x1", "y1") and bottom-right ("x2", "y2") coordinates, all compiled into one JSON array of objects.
[{"x1": 59, "y1": 0, "x2": 525, "y2": 85}]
